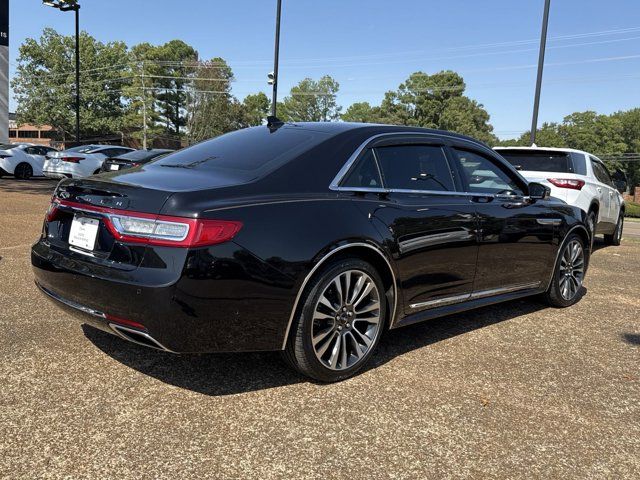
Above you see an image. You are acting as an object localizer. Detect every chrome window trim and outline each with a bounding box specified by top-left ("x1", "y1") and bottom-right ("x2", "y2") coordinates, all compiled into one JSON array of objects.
[
  {"x1": 330, "y1": 132, "x2": 529, "y2": 198},
  {"x1": 281, "y1": 242, "x2": 397, "y2": 350}
]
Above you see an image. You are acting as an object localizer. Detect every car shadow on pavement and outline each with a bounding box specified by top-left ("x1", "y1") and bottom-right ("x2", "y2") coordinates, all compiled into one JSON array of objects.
[
  {"x1": 622, "y1": 333, "x2": 640, "y2": 345},
  {"x1": 84, "y1": 290, "x2": 585, "y2": 396},
  {"x1": 0, "y1": 178, "x2": 59, "y2": 195}
]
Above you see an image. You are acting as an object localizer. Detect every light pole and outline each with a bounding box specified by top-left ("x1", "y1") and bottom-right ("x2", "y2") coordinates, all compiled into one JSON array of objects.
[
  {"x1": 43, "y1": 0, "x2": 81, "y2": 144},
  {"x1": 530, "y1": 0, "x2": 551, "y2": 146},
  {"x1": 269, "y1": 0, "x2": 282, "y2": 119}
]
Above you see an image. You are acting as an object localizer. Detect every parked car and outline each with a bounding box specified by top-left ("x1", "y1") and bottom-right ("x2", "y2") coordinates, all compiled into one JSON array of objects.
[
  {"x1": 495, "y1": 147, "x2": 625, "y2": 246},
  {"x1": 0, "y1": 143, "x2": 58, "y2": 180},
  {"x1": 43, "y1": 145, "x2": 135, "y2": 179},
  {"x1": 100, "y1": 149, "x2": 174, "y2": 173},
  {"x1": 33, "y1": 123, "x2": 591, "y2": 382}
]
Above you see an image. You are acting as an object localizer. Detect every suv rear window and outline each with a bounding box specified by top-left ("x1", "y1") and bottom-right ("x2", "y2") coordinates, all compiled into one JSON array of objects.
[
  {"x1": 498, "y1": 151, "x2": 573, "y2": 173},
  {"x1": 154, "y1": 126, "x2": 331, "y2": 179}
]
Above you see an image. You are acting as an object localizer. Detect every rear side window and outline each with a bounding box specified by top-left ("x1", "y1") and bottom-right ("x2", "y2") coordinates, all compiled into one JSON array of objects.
[
  {"x1": 452, "y1": 148, "x2": 523, "y2": 195},
  {"x1": 499, "y1": 151, "x2": 573, "y2": 173},
  {"x1": 154, "y1": 127, "x2": 331, "y2": 179},
  {"x1": 590, "y1": 157, "x2": 613, "y2": 186},
  {"x1": 341, "y1": 150, "x2": 383, "y2": 188},
  {"x1": 374, "y1": 145, "x2": 455, "y2": 191}
]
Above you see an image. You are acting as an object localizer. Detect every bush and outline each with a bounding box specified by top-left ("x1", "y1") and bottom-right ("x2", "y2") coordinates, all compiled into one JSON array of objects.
[{"x1": 625, "y1": 202, "x2": 640, "y2": 218}]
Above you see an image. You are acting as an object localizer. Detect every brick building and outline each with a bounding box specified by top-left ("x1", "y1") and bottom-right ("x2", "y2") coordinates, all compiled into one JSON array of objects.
[{"x1": 8, "y1": 112, "x2": 58, "y2": 147}]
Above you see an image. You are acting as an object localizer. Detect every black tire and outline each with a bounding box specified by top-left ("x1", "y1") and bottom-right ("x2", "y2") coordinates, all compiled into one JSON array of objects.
[
  {"x1": 542, "y1": 233, "x2": 587, "y2": 308},
  {"x1": 14, "y1": 163, "x2": 33, "y2": 180},
  {"x1": 283, "y1": 258, "x2": 387, "y2": 382},
  {"x1": 603, "y1": 214, "x2": 623, "y2": 246},
  {"x1": 93, "y1": 169, "x2": 102, "y2": 175}
]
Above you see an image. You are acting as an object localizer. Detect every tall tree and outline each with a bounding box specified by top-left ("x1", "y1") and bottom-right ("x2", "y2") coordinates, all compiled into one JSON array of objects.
[
  {"x1": 186, "y1": 57, "x2": 244, "y2": 142},
  {"x1": 12, "y1": 28, "x2": 129, "y2": 141},
  {"x1": 279, "y1": 76, "x2": 342, "y2": 122},
  {"x1": 242, "y1": 92, "x2": 270, "y2": 126},
  {"x1": 341, "y1": 102, "x2": 380, "y2": 123},
  {"x1": 346, "y1": 71, "x2": 497, "y2": 144}
]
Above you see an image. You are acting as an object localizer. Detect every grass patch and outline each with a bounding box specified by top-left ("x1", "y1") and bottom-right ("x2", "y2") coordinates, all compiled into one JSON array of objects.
[{"x1": 625, "y1": 201, "x2": 640, "y2": 218}]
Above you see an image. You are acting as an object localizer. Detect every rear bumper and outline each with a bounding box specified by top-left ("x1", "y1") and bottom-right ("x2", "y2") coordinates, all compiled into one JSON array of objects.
[{"x1": 31, "y1": 238, "x2": 296, "y2": 353}]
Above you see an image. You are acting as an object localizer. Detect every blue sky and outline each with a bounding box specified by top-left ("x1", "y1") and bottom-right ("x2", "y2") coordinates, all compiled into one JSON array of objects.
[{"x1": 8, "y1": 0, "x2": 640, "y2": 139}]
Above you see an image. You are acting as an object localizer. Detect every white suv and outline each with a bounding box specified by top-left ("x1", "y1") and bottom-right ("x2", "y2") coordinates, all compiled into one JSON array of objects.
[{"x1": 495, "y1": 147, "x2": 625, "y2": 246}]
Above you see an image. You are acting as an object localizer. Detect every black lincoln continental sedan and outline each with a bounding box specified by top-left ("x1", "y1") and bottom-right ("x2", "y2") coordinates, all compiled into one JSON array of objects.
[{"x1": 32, "y1": 122, "x2": 590, "y2": 382}]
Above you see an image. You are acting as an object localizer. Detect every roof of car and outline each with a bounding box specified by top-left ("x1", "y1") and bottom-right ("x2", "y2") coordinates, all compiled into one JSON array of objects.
[
  {"x1": 494, "y1": 146, "x2": 594, "y2": 156},
  {"x1": 287, "y1": 122, "x2": 490, "y2": 148}
]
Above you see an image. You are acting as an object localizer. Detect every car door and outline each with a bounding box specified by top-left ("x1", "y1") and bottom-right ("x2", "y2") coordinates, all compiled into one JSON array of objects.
[
  {"x1": 590, "y1": 156, "x2": 618, "y2": 224},
  {"x1": 448, "y1": 144, "x2": 557, "y2": 295},
  {"x1": 23, "y1": 146, "x2": 46, "y2": 176},
  {"x1": 340, "y1": 136, "x2": 478, "y2": 315}
]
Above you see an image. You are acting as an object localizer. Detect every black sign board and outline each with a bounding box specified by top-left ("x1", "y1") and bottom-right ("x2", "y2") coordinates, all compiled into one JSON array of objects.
[{"x1": 0, "y1": 0, "x2": 7, "y2": 47}]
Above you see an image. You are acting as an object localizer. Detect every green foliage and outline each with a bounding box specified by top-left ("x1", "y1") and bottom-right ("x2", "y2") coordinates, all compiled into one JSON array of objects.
[
  {"x1": 12, "y1": 28, "x2": 129, "y2": 140},
  {"x1": 279, "y1": 76, "x2": 342, "y2": 122},
  {"x1": 341, "y1": 71, "x2": 497, "y2": 144},
  {"x1": 625, "y1": 202, "x2": 640, "y2": 218},
  {"x1": 242, "y1": 92, "x2": 270, "y2": 126},
  {"x1": 186, "y1": 57, "x2": 245, "y2": 143}
]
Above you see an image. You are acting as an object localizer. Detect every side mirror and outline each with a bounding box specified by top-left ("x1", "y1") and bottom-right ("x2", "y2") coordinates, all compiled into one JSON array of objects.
[{"x1": 528, "y1": 182, "x2": 551, "y2": 201}]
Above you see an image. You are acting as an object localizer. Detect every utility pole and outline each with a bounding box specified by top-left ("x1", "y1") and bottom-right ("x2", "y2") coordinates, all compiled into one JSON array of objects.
[
  {"x1": 530, "y1": 0, "x2": 551, "y2": 146},
  {"x1": 0, "y1": 0, "x2": 8, "y2": 144},
  {"x1": 74, "y1": 4, "x2": 80, "y2": 143},
  {"x1": 270, "y1": 0, "x2": 282, "y2": 118},
  {"x1": 141, "y1": 60, "x2": 147, "y2": 149},
  {"x1": 43, "y1": 1, "x2": 81, "y2": 144}
]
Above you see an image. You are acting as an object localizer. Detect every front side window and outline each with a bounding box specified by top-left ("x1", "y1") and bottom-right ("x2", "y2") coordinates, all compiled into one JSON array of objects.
[
  {"x1": 374, "y1": 145, "x2": 455, "y2": 192},
  {"x1": 341, "y1": 149, "x2": 383, "y2": 188},
  {"x1": 452, "y1": 148, "x2": 523, "y2": 195}
]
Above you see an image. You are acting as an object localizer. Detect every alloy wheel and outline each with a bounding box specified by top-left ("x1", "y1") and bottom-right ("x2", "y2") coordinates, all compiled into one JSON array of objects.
[
  {"x1": 311, "y1": 269, "x2": 382, "y2": 371},
  {"x1": 558, "y1": 240, "x2": 585, "y2": 300}
]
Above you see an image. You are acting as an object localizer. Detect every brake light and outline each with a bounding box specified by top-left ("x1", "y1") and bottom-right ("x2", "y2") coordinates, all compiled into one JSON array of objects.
[
  {"x1": 62, "y1": 156, "x2": 84, "y2": 163},
  {"x1": 50, "y1": 199, "x2": 242, "y2": 247},
  {"x1": 547, "y1": 178, "x2": 585, "y2": 190},
  {"x1": 46, "y1": 200, "x2": 61, "y2": 222}
]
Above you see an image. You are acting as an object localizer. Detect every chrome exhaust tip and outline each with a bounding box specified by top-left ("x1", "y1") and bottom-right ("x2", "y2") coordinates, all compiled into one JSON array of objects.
[{"x1": 109, "y1": 323, "x2": 174, "y2": 352}]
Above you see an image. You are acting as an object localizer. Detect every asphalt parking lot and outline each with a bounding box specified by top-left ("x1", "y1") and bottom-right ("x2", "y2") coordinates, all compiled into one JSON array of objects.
[{"x1": 1, "y1": 178, "x2": 639, "y2": 479}]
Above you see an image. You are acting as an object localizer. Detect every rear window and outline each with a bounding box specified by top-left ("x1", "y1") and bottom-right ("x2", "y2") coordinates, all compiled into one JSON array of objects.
[
  {"x1": 64, "y1": 145, "x2": 101, "y2": 154},
  {"x1": 499, "y1": 151, "x2": 573, "y2": 173},
  {"x1": 0, "y1": 144, "x2": 19, "y2": 150},
  {"x1": 116, "y1": 150, "x2": 172, "y2": 161},
  {"x1": 153, "y1": 126, "x2": 331, "y2": 179}
]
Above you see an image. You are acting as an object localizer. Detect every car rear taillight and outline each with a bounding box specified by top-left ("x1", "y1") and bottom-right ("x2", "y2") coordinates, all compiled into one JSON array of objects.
[
  {"x1": 547, "y1": 178, "x2": 585, "y2": 190},
  {"x1": 62, "y1": 156, "x2": 84, "y2": 163},
  {"x1": 46, "y1": 200, "x2": 61, "y2": 222},
  {"x1": 50, "y1": 199, "x2": 242, "y2": 248}
]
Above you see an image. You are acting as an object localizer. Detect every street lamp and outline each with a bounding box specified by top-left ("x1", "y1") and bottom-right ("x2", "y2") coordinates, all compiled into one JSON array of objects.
[
  {"x1": 530, "y1": 0, "x2": 551, "y2": 146},
  {"x1": 42, "y1": 0, "x2": 81, "y2": 144},
  {"x1": 269, "y1": 0, "x2": 282, "y2": 119}
]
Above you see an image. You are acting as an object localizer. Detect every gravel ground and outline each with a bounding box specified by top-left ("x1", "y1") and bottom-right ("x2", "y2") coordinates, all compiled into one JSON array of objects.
[{"x1": 1, "y1": 178, "x2": 638, "y2": 479}]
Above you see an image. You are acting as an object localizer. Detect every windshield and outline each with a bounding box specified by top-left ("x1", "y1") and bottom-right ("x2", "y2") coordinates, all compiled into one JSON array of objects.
[
  {"x1": 153, "y1": 126, "x2": 331, "y2": 180},
  {"x1": 499, "y1": 151, "x2": 573, "y2": 173}
]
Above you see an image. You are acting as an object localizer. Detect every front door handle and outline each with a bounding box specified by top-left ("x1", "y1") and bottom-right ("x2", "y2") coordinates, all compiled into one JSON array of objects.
[{"x1": 471, "y1": 195, "x2": 493, "y2": 203}]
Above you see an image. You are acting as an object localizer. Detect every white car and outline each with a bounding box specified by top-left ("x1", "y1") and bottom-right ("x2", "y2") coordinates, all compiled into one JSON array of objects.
[
  {"x1": 43, "y1": 145, "x2": 134, "y2": 179},
  {"x1": 0, "y1": 143, "x2": 59, "y2": 180},
  {"x1": 495, "y1": 146, "x2": 626, "y2": 245}
]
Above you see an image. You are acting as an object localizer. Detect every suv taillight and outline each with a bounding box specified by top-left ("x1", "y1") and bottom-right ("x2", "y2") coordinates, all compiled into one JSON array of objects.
[{"x1": 547, "y1": 178, "x2": 585, "y2": 190}]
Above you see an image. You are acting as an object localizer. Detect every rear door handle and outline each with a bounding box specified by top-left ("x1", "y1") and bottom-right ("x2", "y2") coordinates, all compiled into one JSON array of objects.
[{"x1": 471, "y1": 195, "x2": 493, "y2": 203}]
